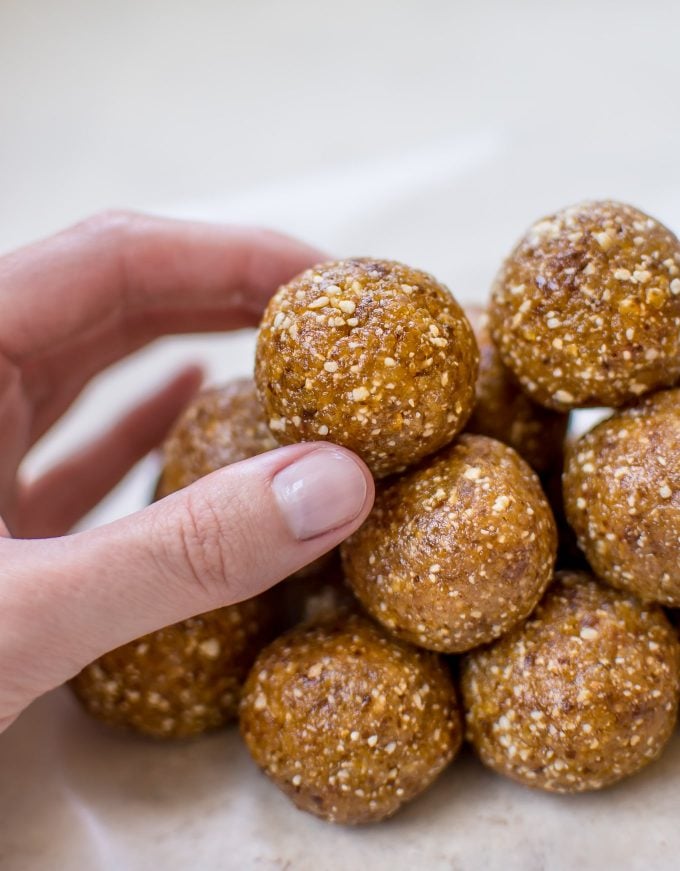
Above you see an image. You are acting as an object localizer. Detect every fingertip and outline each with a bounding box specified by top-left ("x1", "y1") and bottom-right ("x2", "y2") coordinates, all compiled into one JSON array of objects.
[
  {"x1": 237, "y1": 226, "x2": 330, "y2": 302},
  {"x1": 158, "y1": 365, "x2": 205, "y2": 414},
  {"x1": 270, "y1": 442, "x2": 374, "y2": 542},
  {"x1": 250, "y1": 226, "x2": 329, "y2": 263},
  {"x1": 318, "y1": 442, "x2": 376, "y2": 524},
  {"x1": 170, "y1": 364, "x2": 205, "y2": 391}
]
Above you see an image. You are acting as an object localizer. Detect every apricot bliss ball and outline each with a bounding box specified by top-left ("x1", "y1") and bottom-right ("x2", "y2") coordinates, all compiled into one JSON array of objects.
[
  {"x1": 255, "y1": 258, "x2": 479, "y2": 477},
  {"x1": 461, "y1": 571, "x2": 680, "y2": 793},
  {"x1": 465, "y1": 306, "x2": 568, "y2": 474},
  {"x1": 71, "y1": 600, "x2": 275, "y2": 739},
  {"x1": 341, "y1": 434, "x2": 557, "y2": 653},
  {"x1": 156, "y1": 378, "x2": 277, "y2": 498},
  {"x1": 239, "y1": 612, "x2": 462, "y2": 825},
  {"x1": 489, "y1": 201, "x2": 680, "y2": 411},
  {"x1": 563, "y1": 388, "x2": 680, "y2": 605}
]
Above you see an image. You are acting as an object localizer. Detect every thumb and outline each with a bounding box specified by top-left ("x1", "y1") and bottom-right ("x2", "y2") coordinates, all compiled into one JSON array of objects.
[{"x1": 0, "y1": 443, "x2": 374, "y2": 717}]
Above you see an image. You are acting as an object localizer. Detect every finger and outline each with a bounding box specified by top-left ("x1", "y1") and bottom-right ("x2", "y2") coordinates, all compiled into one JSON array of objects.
[
  {"x1": 0, "y1": 443, "x2": 374, "y2": 716},
  {"x1": 12, "y1": 366, "x2": 203, "y2": 539},
  {"x1": 0, "y1": 211, "x2": 324, "y2": 442}
]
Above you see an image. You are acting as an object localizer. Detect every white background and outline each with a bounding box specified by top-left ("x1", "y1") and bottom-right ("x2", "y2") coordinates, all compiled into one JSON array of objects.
[{"x1": 1, "y1": 1, "x2": 680, "y2": 868}]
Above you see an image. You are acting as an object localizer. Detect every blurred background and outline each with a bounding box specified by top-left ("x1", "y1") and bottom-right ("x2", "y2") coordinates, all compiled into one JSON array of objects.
[
  {"x1": 2, "y1": 1, "x2": 680, "y2": 868},
  {"x1": 3, "y1": 0, "x2": 680, "y2": 509},
  {"x1": 3, "y1": 0, "x2": 680, "y2": 263}
]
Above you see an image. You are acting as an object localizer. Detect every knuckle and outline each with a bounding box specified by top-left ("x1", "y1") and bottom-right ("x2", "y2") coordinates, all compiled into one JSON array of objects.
[
  {"x1": 251, "y1": 226, "x2": 285, "y2": 246},
  {"x1": 170, "y1": 488, "x2": 251, "y2": 600},
  {"x1": 78, "y1": 208, "x2": 139, "y2": 240}
]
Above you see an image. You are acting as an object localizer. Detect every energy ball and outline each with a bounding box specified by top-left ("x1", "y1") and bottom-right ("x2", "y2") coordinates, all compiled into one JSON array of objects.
[
  {"x1": 255, "y1": 258, "x2": 479, "y2": 477},
  {"x1": 341, "y1": 434, "x2": 557, "y2": 653},
  {"x1": 461, "y1": 571, "x2": 680, "y2": 792},
  {"x1": 72, "y1": 600, "x2": 274, "y2": 739},
  {"x1": 465, "y1": 306, "x2": 568, "y2": 473},
  {"x1": 563, "y1": 388, "x2": 680, "y2": 605},
  {"x1": 156, "y1": 378, "x2": 277, "y2": 497},
  {"x1": 240, "y1": 612, "x2": 461, "y2": 824},
  {"x1": 489, "y1": 201, "x2": 680, "y2": 411}
]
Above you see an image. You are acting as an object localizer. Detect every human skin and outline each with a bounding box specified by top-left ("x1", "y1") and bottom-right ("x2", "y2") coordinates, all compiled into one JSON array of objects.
[{"x1": 0, "y1": 212, "x2": 374, "y2": 734}]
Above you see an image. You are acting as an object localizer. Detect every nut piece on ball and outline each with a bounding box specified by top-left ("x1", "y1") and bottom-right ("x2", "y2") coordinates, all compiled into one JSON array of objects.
[
  {"x1": 465, "y1": 306, "x2": 568, "y2": 474},
  {"x1": 255, "y1": 258, "x2": 479, "y2": 477},
  {"x1": 72, "y1": 600, "x2": 275, "y2": 738},
  {"x1": 564, "y1": 388, "x2": 680, "y2": 605},
  {"x1": 461, "y1": 571, "x2": 680, "y2": 792},
  {"x1": 489, "y1": 201, "x2": 680, "y2": 410},
  {"x1": 240, "y1": 612, "x2": 462, "y2": 824},
  {"x1": 341, "y1": 434, "x2": 556, "y2": 653}
]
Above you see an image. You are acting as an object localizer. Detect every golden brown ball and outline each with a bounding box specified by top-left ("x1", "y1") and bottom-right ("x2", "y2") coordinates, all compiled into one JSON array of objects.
[
  {"x1": 72, "y1": 600, "x2": 274, "y2": 738},
  {"x1": 157, "y1": 378, "x2": 277, "y2": 497},
  {"x1": 563, "y1": 388, "x2": 680, "y2": 605},
  {"x1": 341, "y1": 434, "x2": 556, "y2": 653},
  {"x1": 240, "y1": 612, "x2": 462, "y2": 824},
  {"x1": 465, "y1": 305, "x2": 568, "y2": 473},
  {"x1": 489, "y1": 201, "x2": 680, "y2": 410},
  {"x1": 255, "y1": 258, "x2": 479, "y2": 477},
  {"x1": 461, "y1": 571, "x2": 680, "y2": 792}
]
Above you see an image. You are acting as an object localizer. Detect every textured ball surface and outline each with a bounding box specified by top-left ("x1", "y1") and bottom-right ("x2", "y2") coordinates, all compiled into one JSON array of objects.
[
  {"x1": 341, "y1": 434, "x2": 556, "y2": 652},
  {"x1": 157, "y1": 378, "x2": 277, "y2": 497},
  {"x1": 72, "y1": 600, "x2": 275, "y2": 738},
  {"x1": 489, "y1": 201, "x2": 680, "y2": 410},
  {"x1": 564, "y1": 388, "x2": 680, "y2": 605},
  {"x1": 240, "y1": 613, "x2": 461, "y2": 824},
  {"x1": 255, "y1": 258, "x2": 479, "y2": 477},
  {"x1": 461, "y1": 571, "x2": 680, "y2": 792}
]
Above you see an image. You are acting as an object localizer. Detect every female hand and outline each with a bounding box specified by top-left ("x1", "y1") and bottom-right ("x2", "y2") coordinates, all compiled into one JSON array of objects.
[{"x1": 0, "y1": 212, "x2": 374, "y2": 734}]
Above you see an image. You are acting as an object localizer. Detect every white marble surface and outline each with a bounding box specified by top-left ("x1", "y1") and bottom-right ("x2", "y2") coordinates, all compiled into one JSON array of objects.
[
  {"x1": 1, "y1": 1, "x2": 680, "y2": 869},
  {"x1": 2, "y1": 689, "x2": 680, "y2": 871}
]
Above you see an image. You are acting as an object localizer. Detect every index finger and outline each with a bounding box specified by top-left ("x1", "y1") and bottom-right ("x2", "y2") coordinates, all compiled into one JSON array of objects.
[
  {"x1": 0, "y1": 210, "x2": 325, "y2": 362},
  {"x1": 0, "y1": 211, "x2": 325, "y2": 439}
]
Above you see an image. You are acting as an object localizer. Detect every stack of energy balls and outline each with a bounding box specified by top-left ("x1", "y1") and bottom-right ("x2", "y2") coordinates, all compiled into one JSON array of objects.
[{"x1": 72, "y1": 201, "x2": 680, "y2": 825}]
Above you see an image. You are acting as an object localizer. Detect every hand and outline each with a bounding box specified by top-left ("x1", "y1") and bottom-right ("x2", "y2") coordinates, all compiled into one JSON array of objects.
[{"x1": 0, "y1": 212, "x2": 374, "y2": 734}]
